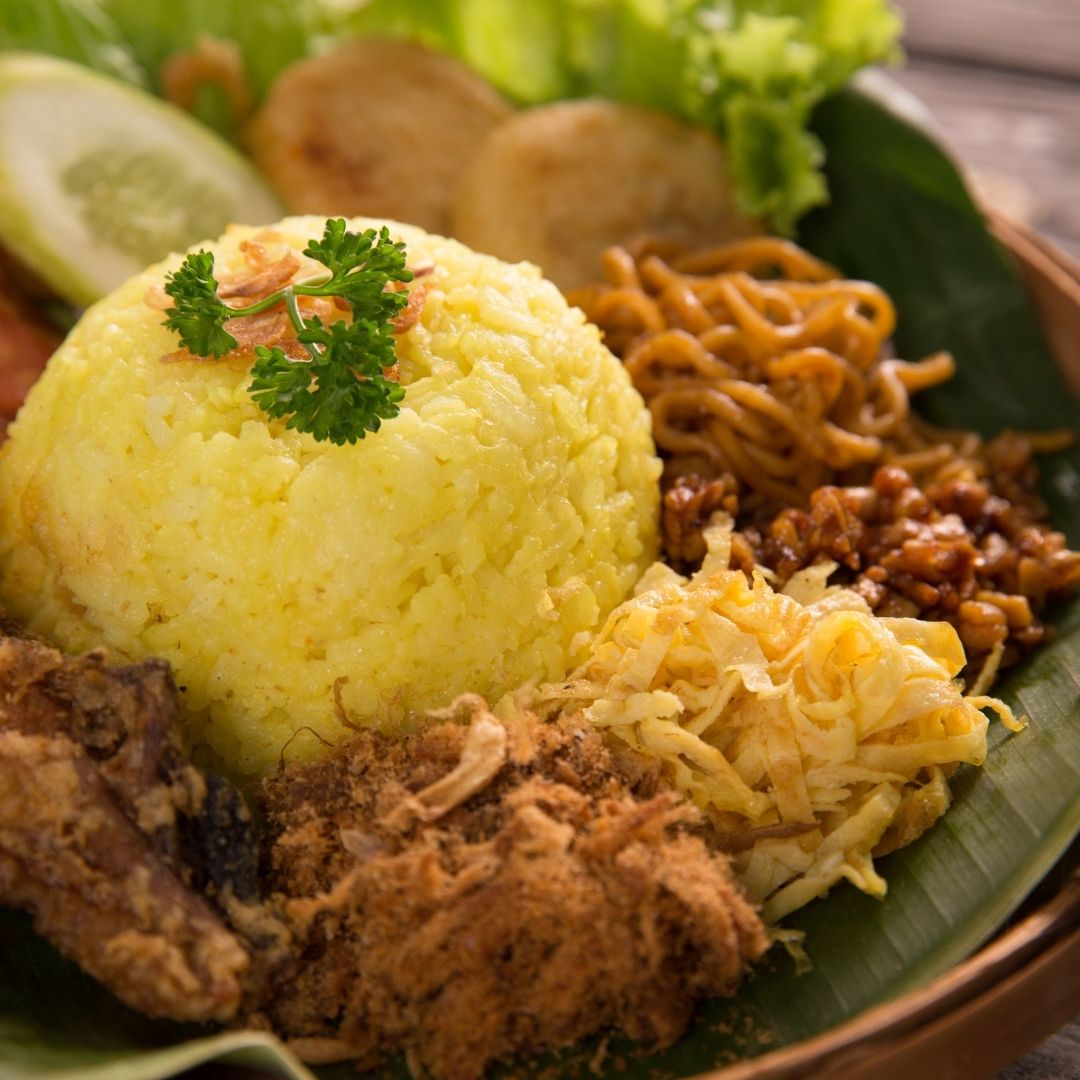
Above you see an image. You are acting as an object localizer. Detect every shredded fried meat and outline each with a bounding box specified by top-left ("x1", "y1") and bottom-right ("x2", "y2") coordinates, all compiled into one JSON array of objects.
[{"x1": 242, "y1": 695, "x2": 767, "y2": 1079}]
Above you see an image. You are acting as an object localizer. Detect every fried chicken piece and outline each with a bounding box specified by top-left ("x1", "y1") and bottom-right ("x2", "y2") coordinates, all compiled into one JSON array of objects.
[
  {"x1": 0, "y1": 633, "x2": 256, "y2": 1021},
  {"x1": 0, "y1": 635, "x2": 259, "y2": 898},
  {"x1": 246, "y1": 697, "x2": 767, "y2": 1079},
  {"x1": 0, "y1": 729, "x2": 248, "y2": 1022}
]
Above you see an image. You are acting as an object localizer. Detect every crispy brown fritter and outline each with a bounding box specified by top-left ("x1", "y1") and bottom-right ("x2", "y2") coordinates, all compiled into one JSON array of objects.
[
  {"x1": 246, "y1": 38, "x2": 512, "y2": 235},
  {"x1": 0, "y1": 634, "x2": 253, "y2": 1022},
  {"x1": 451, "y1": 101, "x2": 757, "y2": 292},
  {"x1": 245, "y1": 697, "x2": 767, "y2": 1080}
]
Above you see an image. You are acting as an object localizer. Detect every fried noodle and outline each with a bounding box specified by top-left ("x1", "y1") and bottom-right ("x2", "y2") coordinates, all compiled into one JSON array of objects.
[{"x1": 573, "y1": 236, "x2": 1033, "y2": 510}]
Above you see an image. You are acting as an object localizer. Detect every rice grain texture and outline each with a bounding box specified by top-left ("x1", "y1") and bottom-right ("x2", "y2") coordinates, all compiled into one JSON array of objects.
[{"x1": 0, "y1": 217, "x2": 659, "y2": 776}]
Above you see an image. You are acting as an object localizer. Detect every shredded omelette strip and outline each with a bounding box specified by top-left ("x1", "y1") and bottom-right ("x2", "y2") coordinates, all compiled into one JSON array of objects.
[{"x1": 543, "y1": 518, "x2": 1020, "y2": 922}]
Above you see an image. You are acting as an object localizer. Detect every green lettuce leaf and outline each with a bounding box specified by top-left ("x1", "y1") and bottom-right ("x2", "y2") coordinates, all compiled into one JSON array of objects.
[
  {"x1": 0, "y1": 0, "x2": 321, "y2": 139},
  {"x1": 0, "y1": 0, "x2": 146, "y2": 86}
]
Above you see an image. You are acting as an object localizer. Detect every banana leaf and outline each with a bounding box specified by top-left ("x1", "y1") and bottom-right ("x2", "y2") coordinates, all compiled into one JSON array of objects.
[{"x1": 1, "y1": 85, "x2": 1078, "y2": 1080}]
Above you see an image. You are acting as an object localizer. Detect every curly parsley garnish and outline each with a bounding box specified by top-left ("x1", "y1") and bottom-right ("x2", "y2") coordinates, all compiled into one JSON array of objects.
[{"x1": 163, "y1": 219, "x2": 412, "y2": 444}]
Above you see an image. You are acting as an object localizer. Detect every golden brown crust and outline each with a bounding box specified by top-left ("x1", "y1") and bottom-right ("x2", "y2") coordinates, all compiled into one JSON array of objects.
[
  {"x1": 0, "y1": 730, "x2": 248, "y2": 1022},
  {"x1": 0, "y1": 633, "x2": 256, "y2": 1022},
  {"x1": 452, "y1": 99, "x2": 757, "y2": 291},
  {"x1": 245, "y1": 38, "x2": 512, "y2": 234}
]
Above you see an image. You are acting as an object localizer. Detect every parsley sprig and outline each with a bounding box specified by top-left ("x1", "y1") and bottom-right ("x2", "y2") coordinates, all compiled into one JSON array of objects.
[{"x1": 163, "y1": 219, "x2": 413, "y2": 444}]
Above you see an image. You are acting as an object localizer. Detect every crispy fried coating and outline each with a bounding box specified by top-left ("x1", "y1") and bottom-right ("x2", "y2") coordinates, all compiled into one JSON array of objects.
[
  {"x1": 246, "y1": 38, "x2": 512, "y2": 234},
  {"x1": 0, "y1": 634, "x2": 254, "y2": 1022},
  {"x1": 0, "y1": 730, "x2": 248, "y2": 1022},
  {"x1": 0, "y1": 638, "x2": 766, "y2": 1072},
  {"x1": 0, "y1": 638, "x2": 190, "y2": 827},
  {"x1": 451, "y1": 99, "x2": 757, "y2": 291},
  {"x1": 246, "y1": 697, "x2": 767, "y2": 1079}
]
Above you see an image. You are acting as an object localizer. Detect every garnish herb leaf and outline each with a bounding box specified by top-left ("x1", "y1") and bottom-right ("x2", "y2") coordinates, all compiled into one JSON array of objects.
[
  {"x1": 249, "y1": 323, "x2": 406, "y2": 445},
  {"x1": 162, "y1": 250, "x2": 238, "y2": 358},
  {"x1": 162, "y1": 220, "x2": 412, "y2": 444}
]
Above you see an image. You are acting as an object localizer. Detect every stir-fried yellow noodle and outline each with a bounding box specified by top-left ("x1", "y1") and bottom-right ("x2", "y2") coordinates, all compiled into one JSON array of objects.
[{"x1": 571, "y1": 237, "x2": 966, "y2": 509}]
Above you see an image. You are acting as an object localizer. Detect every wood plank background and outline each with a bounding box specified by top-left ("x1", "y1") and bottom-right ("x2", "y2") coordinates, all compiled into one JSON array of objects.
[
  {"x1": 893, "y1": 0, "x2": 1080, "y2": 263},
  {"x1": 900, "y1": 0, "x2": 1080, "y2": 79}
]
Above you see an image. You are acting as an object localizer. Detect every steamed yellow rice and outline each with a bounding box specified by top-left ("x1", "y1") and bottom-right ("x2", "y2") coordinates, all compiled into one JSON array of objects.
[{"x1": 0, "y1": 216, "x2": 660, "y2": 776}]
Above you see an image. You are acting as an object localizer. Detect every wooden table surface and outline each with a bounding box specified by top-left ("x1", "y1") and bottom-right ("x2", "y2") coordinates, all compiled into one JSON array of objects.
[
  {"x1": 893, "y1": 5, "x2": 1080, "y2": 1076},
  {"x1": 894, "y1": 0, "x2": 1080, "y2": 263}
]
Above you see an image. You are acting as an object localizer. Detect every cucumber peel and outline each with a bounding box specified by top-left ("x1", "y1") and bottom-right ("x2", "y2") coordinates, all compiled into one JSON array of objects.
[{"x1": 0, "y1": 53, "x2": 281, "y2": 307}]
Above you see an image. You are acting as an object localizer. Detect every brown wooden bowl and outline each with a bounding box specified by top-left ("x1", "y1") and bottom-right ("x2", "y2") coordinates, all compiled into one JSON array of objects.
[
  {"x1": 697, "y1": 213, "x2": 1080, "y2": 1080},
  {"x1": 990, "y1": 214, "x2": 1080, "y2": 395}
]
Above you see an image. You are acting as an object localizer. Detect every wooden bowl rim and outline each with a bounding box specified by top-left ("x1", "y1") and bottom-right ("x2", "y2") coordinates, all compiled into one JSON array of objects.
[{"x1": 695, "y1": 876, "x2": 1080, "y2": 1080}]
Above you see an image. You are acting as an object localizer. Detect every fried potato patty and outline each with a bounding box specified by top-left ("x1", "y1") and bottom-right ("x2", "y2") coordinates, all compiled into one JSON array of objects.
[
  {"x1": 245, "y1": 38, "x2": 512, "y2": 234},
  {"x1": 451, "y1": 99, "x2": 757, "y2": 290}
]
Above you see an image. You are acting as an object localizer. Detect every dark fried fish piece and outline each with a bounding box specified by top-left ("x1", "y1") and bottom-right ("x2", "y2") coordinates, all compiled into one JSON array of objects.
[
  {"x1": 0, "y1": 633, "x2": 256, "y2": 1022},
  {"x1": 246, "y1": 696, "x2": 768, "y2": 1079},
  {"x1": 0, "y1": 729, "x2": 247, "y2": 1022}
]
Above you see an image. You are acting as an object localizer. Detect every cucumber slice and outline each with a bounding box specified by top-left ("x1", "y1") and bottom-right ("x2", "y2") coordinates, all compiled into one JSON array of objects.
[{"x1": 0, "y1": 53, "x2": 282, "y2": 307}]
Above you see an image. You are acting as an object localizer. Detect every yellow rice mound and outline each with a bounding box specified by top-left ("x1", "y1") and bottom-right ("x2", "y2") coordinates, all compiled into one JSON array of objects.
[{"x1": 0, "y1": 216, "x2": 660, "y2": 776}]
